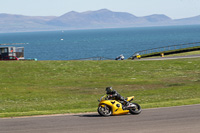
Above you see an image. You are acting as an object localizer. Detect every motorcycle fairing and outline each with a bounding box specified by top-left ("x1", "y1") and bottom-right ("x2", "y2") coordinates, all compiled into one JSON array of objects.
[{"x1": 99, "y1": 100, "x2": 129, "y2": 115}]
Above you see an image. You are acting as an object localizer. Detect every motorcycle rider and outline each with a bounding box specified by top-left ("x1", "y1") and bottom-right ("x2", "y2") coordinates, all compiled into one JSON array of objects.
[
  {"x1": 105, "y1": 87, "x2": 130, "y2": 106},
  {"x1": 115, "y1": 54, "x2": 125, "y2": 60}
]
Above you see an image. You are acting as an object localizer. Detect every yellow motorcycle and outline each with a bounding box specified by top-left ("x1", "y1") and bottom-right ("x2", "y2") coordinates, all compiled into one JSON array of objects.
[{"x1": 97, "y1": 95, "x2": 141, "y2": 116}]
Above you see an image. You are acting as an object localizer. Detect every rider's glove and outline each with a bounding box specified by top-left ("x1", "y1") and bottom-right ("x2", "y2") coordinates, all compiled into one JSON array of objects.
[{"x1": 107, "y1": 95, "x2": 112, "y2": 99}]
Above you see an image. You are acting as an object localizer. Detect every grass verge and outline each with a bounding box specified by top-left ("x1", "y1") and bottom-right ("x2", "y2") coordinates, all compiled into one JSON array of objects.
[
  {"x1": 0, "y1": 58, "x2": 200, "y2": 117},
  {"x1": 137, "y1": 46, "x2": 200, "y2": 58}
]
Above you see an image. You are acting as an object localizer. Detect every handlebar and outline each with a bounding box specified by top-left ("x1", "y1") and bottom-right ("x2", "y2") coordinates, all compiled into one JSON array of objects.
[{"x1": 98, "y1": 95, "x2": 108, "y2": 102}]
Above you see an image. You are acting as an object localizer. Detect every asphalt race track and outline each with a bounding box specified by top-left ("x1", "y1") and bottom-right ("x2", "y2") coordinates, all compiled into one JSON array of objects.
[{"x1": 1, "y1": 104, "x2": 200, "y2": 133}]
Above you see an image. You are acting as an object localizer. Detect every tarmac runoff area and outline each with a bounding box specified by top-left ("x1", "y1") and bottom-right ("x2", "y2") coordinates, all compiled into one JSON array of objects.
[{"x1": 1, "y1": 104, "x2": 200, "y2": 133}]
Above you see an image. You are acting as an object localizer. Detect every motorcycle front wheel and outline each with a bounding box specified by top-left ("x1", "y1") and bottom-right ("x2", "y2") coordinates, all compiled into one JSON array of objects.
[
  {"x1": 129, "y1": 103, "x2": 141, "y2": 115},
  {"x1": 98, "y1": 104, "x2": 112, "y2": 116}
]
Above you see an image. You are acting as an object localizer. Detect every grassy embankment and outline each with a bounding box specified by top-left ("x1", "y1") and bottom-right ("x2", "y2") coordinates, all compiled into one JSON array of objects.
[
  {"x1": 163, "y1": 50, "x2": 200, "y2": 57},
  {"x1": 136, "y1": 46, "x2": 200, "y2": 58},
  {"x1": 0, "y1": 58, "x2": 200, "y2": 117}
]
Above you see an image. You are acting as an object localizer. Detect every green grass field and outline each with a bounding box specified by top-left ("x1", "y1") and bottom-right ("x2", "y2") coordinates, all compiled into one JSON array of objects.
[{"x1": 0, "y1": 58, "x2": 200, "y2": 117}]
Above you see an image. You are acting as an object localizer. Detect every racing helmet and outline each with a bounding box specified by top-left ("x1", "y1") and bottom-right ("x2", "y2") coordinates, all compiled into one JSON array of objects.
[{"x1": 106, "y1": 87, "x2": 113, "y2": 94}]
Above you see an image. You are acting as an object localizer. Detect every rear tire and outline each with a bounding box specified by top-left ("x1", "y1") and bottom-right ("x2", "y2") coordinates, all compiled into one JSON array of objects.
[
  {"x1": 98, "y1": 104, "x2": 112, "y2": 116},
  {"x1": 129, "y1": 103, "x2": 141, "y2": 115}
]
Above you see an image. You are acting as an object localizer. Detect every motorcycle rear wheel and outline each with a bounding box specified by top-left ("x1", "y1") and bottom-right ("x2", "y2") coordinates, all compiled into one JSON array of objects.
[
  {"x1": 129, "y1": 103, "x2": 141, "y2": 115},
  {"x1": 98, "y1": 104, "x2": 112, "y2": 116}
]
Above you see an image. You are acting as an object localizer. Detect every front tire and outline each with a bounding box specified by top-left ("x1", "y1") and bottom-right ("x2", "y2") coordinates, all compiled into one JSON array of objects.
[
  {"x1": 98, "y1": 104, "x2": 112, "y2": 116},
  {"x1": 129, "y1": 103, "x2": 141, "y2": 115}
]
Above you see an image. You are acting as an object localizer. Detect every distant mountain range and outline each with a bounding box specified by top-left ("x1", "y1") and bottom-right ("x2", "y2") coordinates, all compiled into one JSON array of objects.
[{"x1": 0, "y1": 9, "x2": 200, "y2": 33}]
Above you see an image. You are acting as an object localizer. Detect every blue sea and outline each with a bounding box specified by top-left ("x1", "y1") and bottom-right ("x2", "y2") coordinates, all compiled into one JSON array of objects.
[{"x1": 0, "y1": 25, "x2": 200, "y2": 60}]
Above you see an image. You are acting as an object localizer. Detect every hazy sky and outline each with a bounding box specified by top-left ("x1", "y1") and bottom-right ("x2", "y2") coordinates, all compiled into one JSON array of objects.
[{"x1": 0, "y1": 0, "x2": 200, "y2": 19}]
